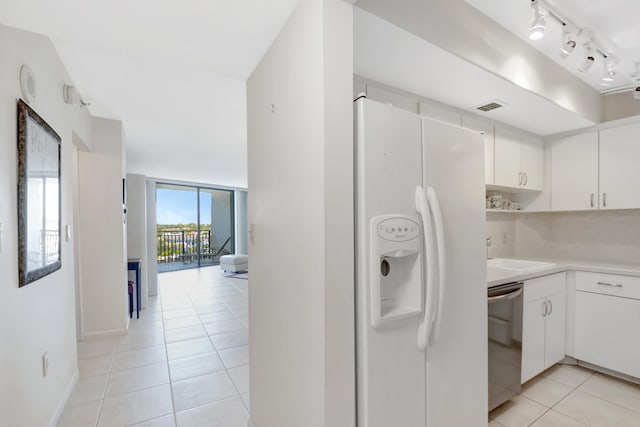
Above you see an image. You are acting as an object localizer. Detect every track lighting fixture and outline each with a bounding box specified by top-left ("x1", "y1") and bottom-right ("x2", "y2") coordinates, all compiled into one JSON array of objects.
[
  {"x1": 578, "y1": 43, "x2": 595, "y2": 73},
  {"x1": 602, "y1": 60, "x2": 616, "y2": 82},
  {"x1": 559, "y1": 25, "x2": 577, "y2": 59},
  {"x1": 525, "y1": 1, "x2": 639, "y2": 93},
  {"x1": 529, "y1": 0, "x2": 546, "y2": 40}
]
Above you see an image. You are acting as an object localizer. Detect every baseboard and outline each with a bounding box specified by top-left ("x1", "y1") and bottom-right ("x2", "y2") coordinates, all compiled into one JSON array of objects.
[
  {"x1": 48, "y1": 369, "x2": 79, "y2": 427},
  {"x1": 81, "y1": 327, "x2": 127, "y2": 339},
  {"x1": 577, "y1": 360, "x2": 640, "y2": 385}
]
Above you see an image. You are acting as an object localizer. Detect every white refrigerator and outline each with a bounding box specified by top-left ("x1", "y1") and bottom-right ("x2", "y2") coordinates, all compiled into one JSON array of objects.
[{"x1": 355, "y1": 97, "x2": 488, "y2": 427}]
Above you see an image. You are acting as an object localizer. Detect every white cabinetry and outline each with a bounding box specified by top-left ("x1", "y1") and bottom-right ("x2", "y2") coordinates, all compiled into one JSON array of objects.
[
  {"x1": 551, "y1": 123, "x2": 640, "y2": 211},
  {"x1": 574, "y1": 272, "x2": 640, "y2": 378},
  {"x1": 495, "y1": 126, "x2": 544, "y2": 191},
  {"x1": 495, "y1": 126, "x2": 522, "y2": 189},
  {"x1": 521, "y1": 135, "x2": 544, "y2": 191},
  {"x1": 599, "y1": 123, "x2": 640, "y2": 210},
  {"x1": 521, "y1": 273, "x2": 566, "y2": 383},
  {"x1": 461, "y1": 114, "x2": 494, "y2": 185},
  {"x1": 551, "y1": 132, "x2": 599, "y2": 211}
]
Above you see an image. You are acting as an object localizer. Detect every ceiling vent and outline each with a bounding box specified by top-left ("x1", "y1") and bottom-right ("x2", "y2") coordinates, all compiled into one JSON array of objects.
[{"x1": 475, "y1": 100, "x2": 505, "y2": 112}]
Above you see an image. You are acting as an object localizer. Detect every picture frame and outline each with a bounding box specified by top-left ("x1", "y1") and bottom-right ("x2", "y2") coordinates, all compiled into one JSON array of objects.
[{"x1": 17, "y1": 99, "x2": 62, "y2": 287}]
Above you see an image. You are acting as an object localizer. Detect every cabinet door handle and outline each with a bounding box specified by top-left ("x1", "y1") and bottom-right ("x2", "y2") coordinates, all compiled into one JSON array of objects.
[
  {"x1": 590, "y1": 193, "x2": 594, "y2": 208},
  {"x1": 597, "y1": 281, "x2": 623, "y2": 288},
  {"x1": 602, "y1": 192, "x2": 607, "y2": 208},
  {"x1": 518, "y1": 172, "x2": 523, "y2": 186},
  {"x1": 523, "y1": 173, "x2": 528, "y2": 186},
  {"x1": 547, "y1": 300, "x2": 552, "y2": 315},
  {"x1": 542, "y1": 300, "x2": 548, "y2": 316}
]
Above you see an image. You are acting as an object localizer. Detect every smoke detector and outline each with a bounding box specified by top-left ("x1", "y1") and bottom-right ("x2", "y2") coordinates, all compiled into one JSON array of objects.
[{"x1": 20, "y1": 65, "x2": 37, "y2": 104}]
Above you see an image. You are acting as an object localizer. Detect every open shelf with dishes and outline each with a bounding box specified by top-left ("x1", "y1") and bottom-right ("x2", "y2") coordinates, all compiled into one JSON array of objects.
[{"x1": 486, "y1": 185, "x2": 549, "y2": 213}]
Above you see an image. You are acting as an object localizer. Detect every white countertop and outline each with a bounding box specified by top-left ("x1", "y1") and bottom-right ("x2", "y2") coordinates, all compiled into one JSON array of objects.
[{"x1": 487, "y1": 257, "x2": 640, "y2": 288}]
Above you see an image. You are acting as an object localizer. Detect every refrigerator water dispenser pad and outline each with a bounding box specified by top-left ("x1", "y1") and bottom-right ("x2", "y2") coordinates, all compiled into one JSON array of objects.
[{"x1": 370, "y1": 215, "x2": 423, "y2": 327}]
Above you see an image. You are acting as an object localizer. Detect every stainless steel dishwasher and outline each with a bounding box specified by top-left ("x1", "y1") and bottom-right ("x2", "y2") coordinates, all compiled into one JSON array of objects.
[{"x1": 488, "y1": 281, "x2": 524, "y2": 411}]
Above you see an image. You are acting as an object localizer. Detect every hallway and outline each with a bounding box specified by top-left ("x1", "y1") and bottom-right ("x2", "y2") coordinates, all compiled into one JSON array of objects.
[{"x1": 58, "y1": 267, "x2": 249, "y2": 427}]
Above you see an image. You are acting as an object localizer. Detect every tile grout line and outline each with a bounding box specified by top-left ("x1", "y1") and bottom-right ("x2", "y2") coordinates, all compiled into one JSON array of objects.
[
  {"x1": 94, "y1": 344, "x2": 118, "y2": 427},
  {"x1": 158, "y1": 289, "x2": 180, "y2": 427},
  {"x1": 191, "y1": 272, "x2": 247, "y2": 410},
  {"x1": 564, "y1": 372, "x2": 640, "y2": 417},
  {"x1": 69, "y1": 268, "x2": 247, "y2": 426}
]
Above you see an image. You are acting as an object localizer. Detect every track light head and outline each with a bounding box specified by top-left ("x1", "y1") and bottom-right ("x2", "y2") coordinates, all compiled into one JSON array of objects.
[
  {"x1": 559, "y1": 26, "x2": 577, "y2": 59},
  {"x1": 602, "y1": 60, "x2": 616, "y2": 82},
  {"x1": 529, "y1": 1, "x2": 546, "y2": 40},
  {"x1": 578, "y1": 43, "x2": 595, "y2": 73}
]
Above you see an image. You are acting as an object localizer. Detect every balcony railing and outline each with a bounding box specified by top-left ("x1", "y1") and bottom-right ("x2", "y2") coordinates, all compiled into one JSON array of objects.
[{"x1": 157, "y1": 229, "x2": 231, "y2": 270}]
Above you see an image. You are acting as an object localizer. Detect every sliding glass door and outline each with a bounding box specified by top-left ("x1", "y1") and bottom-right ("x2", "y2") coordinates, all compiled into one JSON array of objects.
[{"x1": 156, "y1": 183, "x2": 234, "y2": 272}]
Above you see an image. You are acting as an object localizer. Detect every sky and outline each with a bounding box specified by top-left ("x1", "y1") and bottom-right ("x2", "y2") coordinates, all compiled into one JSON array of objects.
[{"x1": 156, "y1": 188, "x2": 211, "y2": 225}]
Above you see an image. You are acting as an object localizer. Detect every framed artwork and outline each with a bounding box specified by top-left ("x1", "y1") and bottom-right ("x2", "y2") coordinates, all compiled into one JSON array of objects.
[{"x1": 17, "y1": 99, "x2": 62, "y2": 287}]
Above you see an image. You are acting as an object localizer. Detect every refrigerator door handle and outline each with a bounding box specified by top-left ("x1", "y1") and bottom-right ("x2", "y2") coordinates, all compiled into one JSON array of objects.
[
  {"x1": 426, "y1": 187, "x2": 446, "y2": 342},
  {"x1": 415, "y1": 186, "x2": 436, "y2": 351}
]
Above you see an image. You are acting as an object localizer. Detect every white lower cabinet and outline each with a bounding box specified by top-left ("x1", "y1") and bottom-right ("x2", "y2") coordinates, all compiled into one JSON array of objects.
[
  {"x1": 521, "y1": 273, "x2": 566, "y2": 383},
  {"x1": 574, "y1": 272, "x2": 640, "y2": 378}
]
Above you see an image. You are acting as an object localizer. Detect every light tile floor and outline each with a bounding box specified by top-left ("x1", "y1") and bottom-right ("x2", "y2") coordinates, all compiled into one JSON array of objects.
[
  {"x1": 490, "y1": 364, "x2": 640, "y2": 427},
  {"x1": 57, "y1": 266, "x2": 249, "y2": 427}
]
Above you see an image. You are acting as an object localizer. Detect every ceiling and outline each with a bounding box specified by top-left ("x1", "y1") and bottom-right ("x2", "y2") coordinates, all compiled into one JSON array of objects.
[
  {"x1": 0, "y1": 0, "x2": 301, "y2": 188},
  {"x1": 464, "y1": 0, "x2": 640, "y2": 93},
  {"x1": 354, "y1": 8, "x2": 596, "y2": 136}
]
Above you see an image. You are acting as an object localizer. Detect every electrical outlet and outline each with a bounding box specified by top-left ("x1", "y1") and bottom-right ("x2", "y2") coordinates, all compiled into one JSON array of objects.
[
  {"x1": 42, "y1": 352, "x2": 49, "y2": 377},
  {"x1": 503, "y1": 231, "x2": 508, "y2": 245}
]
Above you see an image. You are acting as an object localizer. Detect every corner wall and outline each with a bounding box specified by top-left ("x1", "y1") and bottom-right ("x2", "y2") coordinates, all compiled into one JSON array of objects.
[
  {"x1": 0, "y1": 24, "x2": 92, "y2": 426},
  {"x1": 78, "y1": 117, "x2": 128, "y2": 336},
  {"x1": 247, "y1": 0, "x2": 355, "y2": 425},
  {"x1": 126, "y1": 173, "x2": 148, "y2": 308}
]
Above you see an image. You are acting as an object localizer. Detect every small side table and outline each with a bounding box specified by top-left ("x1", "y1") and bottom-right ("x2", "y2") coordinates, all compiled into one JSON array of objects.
[{"x1": 127, "y1": 258, "x2": 142, "y2": 319}]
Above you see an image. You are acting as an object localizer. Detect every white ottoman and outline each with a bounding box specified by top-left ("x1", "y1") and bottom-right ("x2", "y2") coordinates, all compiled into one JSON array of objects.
[{"x1": 220, "y1": 254, "x2": 248, "y2": 273}]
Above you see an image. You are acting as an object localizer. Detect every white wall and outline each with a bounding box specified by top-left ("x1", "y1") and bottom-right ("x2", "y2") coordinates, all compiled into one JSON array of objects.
[
  {"x1": 247, "y1": 0, "x2": 354, "y2": 425},
  {"x1": 234, "y1": 190, "x2": 248, "y2": 255},
  {"x1": 145, "y1": 179, "x2": 158, "y2": 296},
  {"x1": 604, "y1": 92, "x2": 640, "y2": 122},
  {"x1": 78, "y1": 117, "x2": 128, "y2": 336},
  {"x1": 126, "y1": 173, "x2": 148, "y2": 308},
  {"x1": 0, "y1": 24, "x2": 93, "y2": 427}
]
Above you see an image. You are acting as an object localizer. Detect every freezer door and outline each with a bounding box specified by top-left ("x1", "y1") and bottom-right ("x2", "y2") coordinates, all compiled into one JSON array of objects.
[
  {"x1": 355, "y1": 98, "x2": 426, "y2": 427},
  {"x1": 422, "y1": 118, "x2": 488, "y2": 427}
]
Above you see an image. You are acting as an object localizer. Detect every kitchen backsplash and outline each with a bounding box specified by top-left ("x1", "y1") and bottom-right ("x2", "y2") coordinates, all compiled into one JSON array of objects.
[
  {"x1": 487, "y1": 210, "x2": 640, "y2": 265},
  {"x1": 485, "y1": 212, "x2": 516, "y2": 258}
]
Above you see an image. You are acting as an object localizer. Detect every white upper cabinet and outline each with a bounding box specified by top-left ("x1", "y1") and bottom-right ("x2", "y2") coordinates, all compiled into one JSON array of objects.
[
  {"x1": 551, "y1": 132, "x2": 599, "y2": 211},
  {"x1": 599, "y1": 123, "x2": 640, "y2": 210},
  {"x1": 494, "y1": 126, "x2": 522, "y2": 188},
  {"x1": 494, "y1": 126, "x2": 544, "y2": 191},
  {"x1": 521, "y1": 135, "x2": 544, "y2": 191},
  {"x1": 550, "y1": 123, "x2": 640, "y2": 211},
  {"x1": 461, "y1": 114, "x2": 494, "y2": 185}
]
